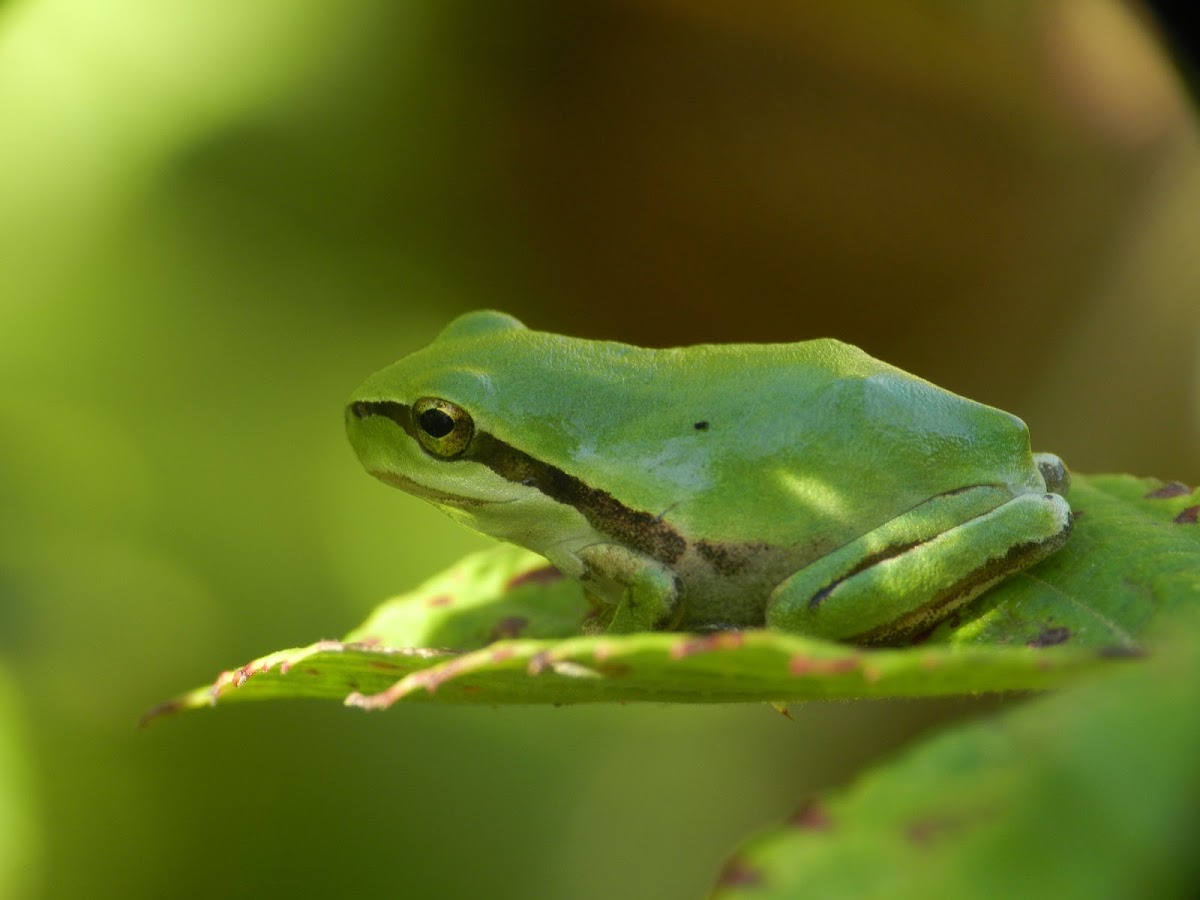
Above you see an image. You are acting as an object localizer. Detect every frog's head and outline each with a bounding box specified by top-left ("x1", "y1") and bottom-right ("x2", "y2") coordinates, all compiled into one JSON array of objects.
[{"x1": 345, "y1": 310, "x2": 554, "y2": 524}]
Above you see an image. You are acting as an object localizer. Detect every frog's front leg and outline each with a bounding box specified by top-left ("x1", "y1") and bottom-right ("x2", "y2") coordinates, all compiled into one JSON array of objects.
[
  {"x1": 574, "y1": 543, "x2": 681, "y2": 633},
  {"x1": 767, "y1": 486, "x2": 1073, "y2": 644}
]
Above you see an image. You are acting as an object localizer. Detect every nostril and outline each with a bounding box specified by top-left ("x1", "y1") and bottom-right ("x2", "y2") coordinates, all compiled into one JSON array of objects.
[{"x1": 347, "y1": 400, "x2": 410, "y2": 430}]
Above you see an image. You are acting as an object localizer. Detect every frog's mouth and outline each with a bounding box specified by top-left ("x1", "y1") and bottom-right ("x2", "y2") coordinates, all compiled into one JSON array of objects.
[{"x1": 370, "y1": 469, "x2": 512, "y2": 508}]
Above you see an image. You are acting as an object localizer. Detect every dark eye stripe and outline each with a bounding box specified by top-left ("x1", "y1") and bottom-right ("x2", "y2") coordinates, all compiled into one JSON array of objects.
[
  {"x1": 347, "y1": 399, "x2": 687, "y2": 564},
  {"x1": 349, "y1": 400, "x2": 413, "y2": 435},
  {"x1": 467, "y1": 432, "x2": 686, "y2": 564}
]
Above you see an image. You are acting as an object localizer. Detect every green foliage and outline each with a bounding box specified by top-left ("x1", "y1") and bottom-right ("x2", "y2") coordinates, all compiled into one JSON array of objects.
[
  {"x1": 712, "y1": 607, "x2": 1200, "y2": 898},
  {"x1": 149, "y1": 472, "x2": 1199, "y2": 894},
  {"x1": 4, "y1": 4, "x2": 1195, "y2": 897}
]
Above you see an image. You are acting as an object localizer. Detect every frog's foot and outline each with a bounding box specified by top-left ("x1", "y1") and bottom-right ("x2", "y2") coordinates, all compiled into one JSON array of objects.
[
  {"x1": 1034, "y1": 452, "x2": 1071, "y2": 494},
  {"x1": 766, "y1": 486, "x2": 1073, "y2": 644},
  {"x1": 577, "y1": 543, "x2": 681, "y2": 633}
]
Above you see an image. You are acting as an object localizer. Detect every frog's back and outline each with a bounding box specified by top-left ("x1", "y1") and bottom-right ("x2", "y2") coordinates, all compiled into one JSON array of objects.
[
  {"x1": 394, "y1": 318, "x2": 1041, "y2": 552},
  {"x1": 510, "y1": 331, "x2": 1041, "y2": 549}
]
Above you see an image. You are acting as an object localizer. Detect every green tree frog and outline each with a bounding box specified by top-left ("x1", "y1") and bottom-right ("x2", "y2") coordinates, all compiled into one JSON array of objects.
[{"x1": 346, "y1": 311, "x2": 1072, "y2": 643}]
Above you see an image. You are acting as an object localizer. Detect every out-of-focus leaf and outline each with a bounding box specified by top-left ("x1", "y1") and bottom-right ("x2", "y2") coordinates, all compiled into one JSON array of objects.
[{"x1": 711, "y1": 604, "x2": 1200, "y2": 899}]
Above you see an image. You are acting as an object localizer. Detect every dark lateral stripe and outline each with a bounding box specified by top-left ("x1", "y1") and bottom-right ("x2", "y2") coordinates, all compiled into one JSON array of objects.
[
  {"x1": 807, "y1": 539, "x2": 925, "y2": 609},
  {"x1": 350, "y1": 400, "x2": 687, "y2": 564},
  {"x1": 806, "y1": 487, "x2": 1012, "y2": 614},
  {"x1": 849, "y1": 521, "x2": 1073, "y2": 645},
  {"x1": 350, "y1": 400, "x2": 415, "y2": 437},
  {"x1": 467, "y1": 432, "x2": 687, "y2": 564}
]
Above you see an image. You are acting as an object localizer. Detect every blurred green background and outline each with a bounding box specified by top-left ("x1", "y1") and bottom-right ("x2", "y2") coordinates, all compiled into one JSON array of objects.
[{"x1": 2, "y1": 1, "x2": 1197, "y2": 897}]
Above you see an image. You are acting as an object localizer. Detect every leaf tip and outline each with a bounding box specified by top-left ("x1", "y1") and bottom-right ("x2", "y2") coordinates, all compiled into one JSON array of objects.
[{"x1": 136, "y1": 698, "x2": 188, "y2": 729}]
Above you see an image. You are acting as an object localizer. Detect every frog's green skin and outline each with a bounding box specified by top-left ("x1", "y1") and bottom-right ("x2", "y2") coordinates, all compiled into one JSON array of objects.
[{"x1": 346, "y1": 311, "x2": 1072, "y2": 643}]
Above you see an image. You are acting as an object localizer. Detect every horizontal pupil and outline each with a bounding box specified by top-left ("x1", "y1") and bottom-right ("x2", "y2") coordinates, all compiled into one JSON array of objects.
[{"x1": 419, "y1": 408, "x2": 456, "y2": 438}]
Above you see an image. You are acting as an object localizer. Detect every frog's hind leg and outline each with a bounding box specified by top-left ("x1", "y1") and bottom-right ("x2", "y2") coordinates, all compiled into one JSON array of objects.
[{"x1": 766, "y1": 486, "x2": 1073, "y2": 644}]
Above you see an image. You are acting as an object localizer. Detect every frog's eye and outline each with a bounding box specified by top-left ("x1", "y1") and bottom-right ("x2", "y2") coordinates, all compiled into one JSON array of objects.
[{"x1": 412, "y1": 397, "x2": 474, "y2": 459}]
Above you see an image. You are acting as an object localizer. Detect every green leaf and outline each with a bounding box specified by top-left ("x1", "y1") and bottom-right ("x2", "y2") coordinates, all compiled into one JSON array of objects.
[
  {"x1": 145, "y1": 473, "x2": 1198, "y2": 722},
  {"x1": 710, "y1": 605, "x2": 1200, "y2": 899},
  {"x1": 932, "y1": 474, "x2": 1199, "y2": 647}
]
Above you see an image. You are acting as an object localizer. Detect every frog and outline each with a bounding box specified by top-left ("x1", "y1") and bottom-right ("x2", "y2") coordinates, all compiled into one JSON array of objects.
[{"x1": 345, "y1": 310, "x2": 1072, "y2": 644}]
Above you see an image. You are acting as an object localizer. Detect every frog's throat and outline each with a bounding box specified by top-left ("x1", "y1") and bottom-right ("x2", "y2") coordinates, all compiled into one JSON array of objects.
[
  {"x1": 350, "y1": 399, "x2": 688, "y2": 564},
  {"x1": 369, "y1": 469, "x2": 505, "y2": 509}
]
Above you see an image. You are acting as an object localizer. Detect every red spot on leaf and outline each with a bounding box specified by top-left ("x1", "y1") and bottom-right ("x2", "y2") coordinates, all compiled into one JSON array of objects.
[
  {"x1": 233, "y1": 663, "x2": 267, "y2": 687},
  {"x1": 427, "y1": 594, "x2": 453, "y2": 607},
  {"x1": 1145, "y1": 481, "x2": 1192, "y2": 499},
  {"x1": 714, "y1": 857, "x2": 762, "y2": 889},
  {"x1": 790, "y1": 798, "x2": 833, "y2": 831},
  {"x1": 368, "y1": 660, "x2": 405, "y2": 672},
  {"x1": 490, "y1": 646, "x2": 516, "y2": 663},
  {"x1": 1173, "y1": 505, "x2": 1199, "y2": 524},
  {"x1": 788, "y1": 656, "x2": 859, "y2": 676},
  {"x1": 593, "y1": 661, "x2": 633, "y2": 677},
  {"x1": 505, "y1": 566, "x2": 563, "y2": 590},
  {"x1": 488, "y1": 616, "x2": 529, "y2": 641},
  {"x1": 670, "y1": 631, "x2": 745, "y2": 658},
  {"x1": 1028, "y1": 626, "x2": 1071, "y2": 647},
  {"x1": 906, "y1": 817, "x2": 954, "y2": 847}
]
